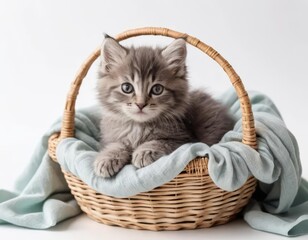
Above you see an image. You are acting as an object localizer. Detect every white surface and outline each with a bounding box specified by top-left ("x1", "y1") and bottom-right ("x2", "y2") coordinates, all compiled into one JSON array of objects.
[
  {"x1": 0, "y1": 0, "x2": 307, "y2": 239},
  {"x1": 1, "y1": 214, "x2": 304, "y2": 240}
]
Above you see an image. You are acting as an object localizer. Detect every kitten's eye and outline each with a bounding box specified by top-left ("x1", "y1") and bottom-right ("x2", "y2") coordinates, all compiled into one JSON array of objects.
[
  {"x1": 151, "y1": 84, "x2": 164, "y2": 95},
  {"x1": 121, "y1": 83, "x2": 134, "y2": 94}
]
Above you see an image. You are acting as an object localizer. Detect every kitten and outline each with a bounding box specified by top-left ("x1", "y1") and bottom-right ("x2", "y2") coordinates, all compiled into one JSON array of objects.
[{"x1": 94, "y1": 35, "x2": 234, "y2": 178}]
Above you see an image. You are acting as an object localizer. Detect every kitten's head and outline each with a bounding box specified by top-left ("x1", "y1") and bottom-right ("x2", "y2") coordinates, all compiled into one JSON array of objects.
[{"x1": 97, "y1": 35, "x2": 189, "y2": 123}]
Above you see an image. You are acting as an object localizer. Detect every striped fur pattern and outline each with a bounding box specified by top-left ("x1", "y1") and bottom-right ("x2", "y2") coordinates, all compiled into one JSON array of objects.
[{"x1": 95, "y1": 36, "x2": 234, "y2": 178}]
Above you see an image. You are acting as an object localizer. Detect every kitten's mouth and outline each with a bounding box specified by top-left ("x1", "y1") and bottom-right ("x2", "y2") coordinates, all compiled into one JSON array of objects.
[
  {"x1": 130, "y1": 110, "x2": 156, "y2": 122},
  {"x1": 123, "y1": 106, "x2": 157, "y2": 122},
  {"x1": 135, "y1": 111, "x2": 149, "y2": 119}
]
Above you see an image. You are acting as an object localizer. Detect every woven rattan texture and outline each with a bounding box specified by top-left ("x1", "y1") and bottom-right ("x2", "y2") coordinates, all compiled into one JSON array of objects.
[{"x1": 48, "y1": 27, "x2": 258, "y2": 230}]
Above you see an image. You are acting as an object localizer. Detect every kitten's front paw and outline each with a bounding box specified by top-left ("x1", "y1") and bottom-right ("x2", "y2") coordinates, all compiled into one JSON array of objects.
[
  {"x1": 132, "y1": 148, "x2": 165, "y2": 168},
  {"x1": 94, "y1": 150, "x2": 130, "y2": 178}
]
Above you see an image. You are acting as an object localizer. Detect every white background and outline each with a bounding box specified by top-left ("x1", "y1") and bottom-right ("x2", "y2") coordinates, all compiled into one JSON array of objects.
[{"x1": 0, "y1": 0, "x2": 307, "y2": 239}]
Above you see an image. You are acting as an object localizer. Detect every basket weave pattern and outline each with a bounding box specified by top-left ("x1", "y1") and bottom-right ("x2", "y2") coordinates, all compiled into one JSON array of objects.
[{"x1": 48, "y1": 27, "x2": 257, "y2": 230}]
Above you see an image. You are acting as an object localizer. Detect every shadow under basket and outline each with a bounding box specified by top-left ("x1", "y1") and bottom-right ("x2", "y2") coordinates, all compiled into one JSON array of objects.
[{"x1": 48, "y1": 27, "x2": 258, "y2": 231}]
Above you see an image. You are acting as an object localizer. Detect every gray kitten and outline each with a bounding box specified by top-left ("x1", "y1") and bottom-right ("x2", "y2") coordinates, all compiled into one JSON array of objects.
[{"x1": 94, "y1": 36, "x2": 234, "y2": 178}]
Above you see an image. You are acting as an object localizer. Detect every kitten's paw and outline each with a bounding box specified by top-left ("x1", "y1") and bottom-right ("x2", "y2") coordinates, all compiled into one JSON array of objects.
[
  {"x1": 94, "y1": 150, "x2": 129, "y2": 178},
  {"x1": 132, "y1": 149, "x2": 165, "y2": 168}
]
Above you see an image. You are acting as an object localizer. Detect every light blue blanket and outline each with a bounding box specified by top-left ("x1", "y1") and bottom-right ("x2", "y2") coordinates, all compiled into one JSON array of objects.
[{"x1": 0, "y1": 89, "x2": 307, "y2": 236}]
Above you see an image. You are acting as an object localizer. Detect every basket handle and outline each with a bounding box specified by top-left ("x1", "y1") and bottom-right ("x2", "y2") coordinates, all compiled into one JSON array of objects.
[{"x1": 59, "y1": 27, "x2": 257, "y2": 149}]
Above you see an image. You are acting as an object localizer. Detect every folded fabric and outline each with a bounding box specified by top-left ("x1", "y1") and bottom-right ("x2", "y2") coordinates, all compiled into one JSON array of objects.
[
  {"x1": 0, "y1": 89, "x2": 307, "y2": 237},
  {"x1": 0, "y1": 125, "x2": 81, "y2": 229}
]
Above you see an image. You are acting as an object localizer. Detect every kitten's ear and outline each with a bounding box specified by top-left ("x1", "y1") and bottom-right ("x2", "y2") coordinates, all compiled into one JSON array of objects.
[
  {"x1": 100, "y1": 34, "x2": 127, "y2": 73},
  {"x1": 162, "y1": 38, "x2": 187, "y2": 71}
]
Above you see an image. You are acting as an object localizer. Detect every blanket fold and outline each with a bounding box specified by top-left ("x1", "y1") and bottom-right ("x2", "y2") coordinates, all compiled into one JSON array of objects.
[{"x1": 0, "y1": 89, "x2": 307, "y2": 236}]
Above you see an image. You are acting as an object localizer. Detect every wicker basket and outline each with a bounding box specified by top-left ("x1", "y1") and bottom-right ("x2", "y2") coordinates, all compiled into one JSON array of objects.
[{"x1": 48, "y1": 27, "x2": 257, "y2": 231}]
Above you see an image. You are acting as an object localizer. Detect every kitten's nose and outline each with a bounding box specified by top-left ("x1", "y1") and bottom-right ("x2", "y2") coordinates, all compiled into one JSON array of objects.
[{"x1": 136, "y1": 103, "x2": 146, "y2": 110}]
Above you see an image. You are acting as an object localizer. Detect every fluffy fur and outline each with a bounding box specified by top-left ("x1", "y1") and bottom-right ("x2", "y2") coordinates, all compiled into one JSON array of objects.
[{"x1": 94, "y1": 36, "x2": 234, "y2": 178}]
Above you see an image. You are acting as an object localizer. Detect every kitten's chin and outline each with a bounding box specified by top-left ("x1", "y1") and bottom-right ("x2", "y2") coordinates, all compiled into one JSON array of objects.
[
  {"x1": 122, "y1": 108, "x2": 159, "y2": 123},
  {"x1": 126, "y1": 112, "x2": 156, "y2": 123}
]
